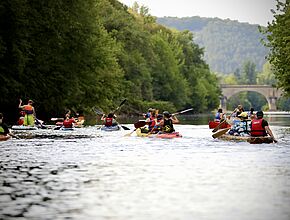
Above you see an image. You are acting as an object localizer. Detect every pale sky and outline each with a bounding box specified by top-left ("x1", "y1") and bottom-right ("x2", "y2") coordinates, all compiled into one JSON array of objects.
[{"x1": 119, "y1": 0, "x2": 277, "y2": 26}]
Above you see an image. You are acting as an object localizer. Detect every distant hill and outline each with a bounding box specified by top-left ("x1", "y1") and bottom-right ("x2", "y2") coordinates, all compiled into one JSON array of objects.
[{"x1": 157, "y1": 16, "x2": 269, "y2": 74}]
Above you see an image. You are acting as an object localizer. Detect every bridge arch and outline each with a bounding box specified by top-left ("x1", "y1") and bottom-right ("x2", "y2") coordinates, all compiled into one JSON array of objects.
[{"x1": 220, "y1": 85, "x2": 283, "y2": 111}]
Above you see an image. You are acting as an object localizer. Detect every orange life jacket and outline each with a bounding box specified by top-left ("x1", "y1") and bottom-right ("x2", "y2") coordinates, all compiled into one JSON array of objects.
[{"x1": 24, "y1": 105, "x2": 33, "y2": 114}]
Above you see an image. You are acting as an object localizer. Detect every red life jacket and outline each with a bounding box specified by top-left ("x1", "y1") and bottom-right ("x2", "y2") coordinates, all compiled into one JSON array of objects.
[
  {"x1": 105, "y1": 118, "x2": 113, "y2": 126},
  {"x1": 251, "y1": 119, "x2": 266, "y2": 136},
  {"x1": 63, "y1": 118, "x2": 75, "y2": 128},
  {"x1": 148, "y1": 115, "x2": 156, "y2": 129}
]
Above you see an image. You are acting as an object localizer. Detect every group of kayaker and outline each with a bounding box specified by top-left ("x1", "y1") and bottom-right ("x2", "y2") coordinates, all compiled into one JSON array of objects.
[
  {"x1": 138, "y1": 108, "x2": 180, "y2": 134},
  {"x1": 214, "y1": 105, "x2": 277, "y2": 142}
]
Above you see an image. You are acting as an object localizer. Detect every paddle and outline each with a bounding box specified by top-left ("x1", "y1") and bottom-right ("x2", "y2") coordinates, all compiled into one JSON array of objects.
[
  {"x1": 212, "y1": 119, "x2": 226, "y2": 133},
  {"x1": 124, "y1": 121, "x2": 147, "y2": 136},
  {"x1": 93, "y1": 108, "x2": 103, "y2": 115},
  {"x1": 112, "y1": 99, "x2": 129, "y2": 130},
  {"x1": 212, "y1": 127, "x2": 230, "y2": 139},
  {"x1": 113, "y1": 99, "x2": 127, "y2": 114},
  {"x1": 172, "y1": 108, "x2": 193, "y2": 116},
  {"x1": 95, "y1": 99, "x2": 128, "y2": 129},
  {"x1": 9, "y1": 133, "x2": 20, "y2": 139},
  {"x1": 51, "y1": 117, "x2": 64, "y2": 121},
  {"x1": 35, "y1": 118, "x2": 47, "y2": 129},
  {"x1": 212, "y1": 108, "x2": 237, "y2": 133},
  {"x1": 121, "y1": 125, "x2": 130, "y2": 130}
]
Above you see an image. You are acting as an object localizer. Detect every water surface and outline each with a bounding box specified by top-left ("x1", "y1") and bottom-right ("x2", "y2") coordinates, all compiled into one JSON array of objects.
[{"x1": 0, "y1": 122, "x2": 289, "y2": 220}]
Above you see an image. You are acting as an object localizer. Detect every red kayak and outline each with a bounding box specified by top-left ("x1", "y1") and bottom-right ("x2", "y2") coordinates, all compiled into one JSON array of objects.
[
  {"x1": 208, "y1": 121, "x2": 230, "y2": 129},
  {"x1": 156, "y1": 132, "x2": 182, "y2": 139}
]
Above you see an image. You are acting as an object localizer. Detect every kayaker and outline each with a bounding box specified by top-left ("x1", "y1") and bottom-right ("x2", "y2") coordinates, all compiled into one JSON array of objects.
[
  {"x1": 228, "y1": 112, "x2": 251, "y2": 136},
  {"x1": 140, "y1": 109, "x2": 160, "y2": 134},
  {"x1": 0, "y1": 113, "x2": 10, "y2": 136},
  {"x1": 62, "y1": 113, "x2": 76, "y2": 128},
  {"x1": 75, "y1": 111, "x2": 85, "y2": 127},
  {"x1": 247, "y1": 107, "x2": 255, "y2": 120},
  {"x1": 214, "y1": 108, "x2": 225, "y2": 122},
  {"x1": 17, "y1": 110, "x2": 25, "y2": 125},
  {"x1": 159, "y1": 111, "x2": 179, "y2": 133},
  {"x1": 143, "y1": 108, "x2": 154, "y2": 119},
  {"x1": 18, "y1": 99, "x2": 35, "y2": 126},
  {"x1": 231, "y1": 104, "x2": 244, "y2": 117},
  {"x1": 251, "y1": 111, "x2": 277, "y2": 142},
  {"x1": 101, "y1": 113, "x2": 118, "y2": 127}
]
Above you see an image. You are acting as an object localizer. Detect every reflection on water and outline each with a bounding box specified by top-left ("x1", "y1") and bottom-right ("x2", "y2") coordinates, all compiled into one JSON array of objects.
[{"x1": 0, "y1": 123, "x2": 290, "y2": 220}]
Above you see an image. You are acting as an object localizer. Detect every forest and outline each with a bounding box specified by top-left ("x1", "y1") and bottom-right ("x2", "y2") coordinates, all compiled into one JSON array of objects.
[
  {"x1": 0, "y1": 0, "x2": 220, "y2": 123},
  {"x1": 157, "y1": 9, "x2": 290, "y2": 111},
  {"x1": 157, "y1": 16, "x2": 269, "y2": 74}
]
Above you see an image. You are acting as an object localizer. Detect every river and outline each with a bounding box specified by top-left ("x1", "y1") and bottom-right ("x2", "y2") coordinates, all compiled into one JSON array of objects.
[{"x1": 0, "y1": 115, "x2": 290, "y2": 220}]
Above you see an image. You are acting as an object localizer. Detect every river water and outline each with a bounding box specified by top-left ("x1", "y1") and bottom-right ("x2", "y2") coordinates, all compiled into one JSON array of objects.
[{"x1": 1, "y1": 115, "x2": 290, "y2": 220}]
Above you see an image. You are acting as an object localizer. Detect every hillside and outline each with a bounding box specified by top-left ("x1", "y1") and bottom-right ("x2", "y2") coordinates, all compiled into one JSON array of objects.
[{"x1": 157, "y1": 16, "x2": 269, "y2": 74}]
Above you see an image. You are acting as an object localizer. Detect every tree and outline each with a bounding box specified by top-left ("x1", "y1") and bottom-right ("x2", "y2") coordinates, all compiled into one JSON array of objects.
[
  {"x1": 241, "y1": 61, "x2": 257, "y2": 84},
  {"x1": 256, "y1": 62, "x2": 277, "y2": 85},
  {"x1": 261, "y1": 0, "x2": 290, "y2": 95}
]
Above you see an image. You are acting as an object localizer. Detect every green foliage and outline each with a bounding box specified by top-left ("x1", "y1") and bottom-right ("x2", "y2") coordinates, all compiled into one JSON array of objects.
[
  {"x1": 241, "y1": 61, "x2": 257, "y2": 84},
  {"x1": 0, "y1": 0, "x2": 221, "y2": 123},
  {"x1": 157, "y1": 17, "x2": 269, "y2": 74},
  {"x1": 261, "y1": 0, "x2": 290, "y2": 96},
  {"x1": 277, "y1": 96, "x2": 290, "y2": 111},
  {"x1": 256, "y1": 62, "x2": 277, "y2": 85}
]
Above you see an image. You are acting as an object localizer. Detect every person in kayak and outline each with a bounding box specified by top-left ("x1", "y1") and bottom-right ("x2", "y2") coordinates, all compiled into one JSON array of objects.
[
  {"x1": 0, "y1": 113, "x2": 10, "y2": 136},
  {"x1": 18, "y1": 99, "x2": 35, "y2": 126},
  {"x1": 101, "y1": 113, "x2": 118, "y2": 127},
  {"x1": 159, "y1": 111, "x2": 179, "y2": 133},
  {"x1": 75, "y1": 111, "x2": 85, "y2": 127},
  {"x1": 231, "y1": 104, "x2": 244, "y2": 117},
  {"x1": 248, "y1": 107, "x2": 255, "y2": 120},
  {"x1": 17, "y1": 110, "x2": 25, "y2": 125},
  {"x1": 62, "y1": 112, "x2": 76, "y2": 128},
  {"x1": 214, "y1": 108, "x2": 225, "y2": 122},
  {"x1": 251, "y1": 111, "x2": 277, "y2": 142},
  {"x1": 140, "y1": 109, "x2": 159, "y2": 134},
  {"x1": 228, "y1": 112, "x2": 251, "y2": 136}
]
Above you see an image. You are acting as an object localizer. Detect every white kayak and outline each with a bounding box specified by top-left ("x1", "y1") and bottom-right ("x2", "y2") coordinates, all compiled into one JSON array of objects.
[{"x1": 11, "y1": 125, "x2": 38, "y2": 130}]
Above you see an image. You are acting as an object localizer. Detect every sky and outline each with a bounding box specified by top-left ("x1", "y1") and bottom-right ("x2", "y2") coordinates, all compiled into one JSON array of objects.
[{"x1": 119, "y1": 0, "x2": 277, "y2": 26}]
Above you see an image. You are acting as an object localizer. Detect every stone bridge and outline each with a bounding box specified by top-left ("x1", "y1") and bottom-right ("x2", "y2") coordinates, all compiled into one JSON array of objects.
[{"x1": 220, "y1": 84, "x2": 283, "y2": 111}]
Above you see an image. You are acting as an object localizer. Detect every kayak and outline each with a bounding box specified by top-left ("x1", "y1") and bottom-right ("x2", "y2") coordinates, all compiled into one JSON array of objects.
[
  {"x1": 60, "y1": 127, "x2": 75, "y2": 131},
  {"x1": 100, "y1": 125, "x2": 121, "y2": 132},
  {"x1": 156, "y1": 132, "x2": 182, "y2": 139},
  {"x1": 208, "y1": 121, "x2": 230, "y2": 129},
  {"x1": 55, "y1": 122, "x2": 83, "y2": 128},
  {"x1": 218, "y1": 134, "x2": 274, "y2": 144},
  {"x1": 136, "y1": 128, "x2": 182, "y2": 139},
  {"x1": 11, "y1": 125, "x2": 38, "y2": 130},
  {"x1": 0, "y1": 135, "x2": 11, "y2": 141}
]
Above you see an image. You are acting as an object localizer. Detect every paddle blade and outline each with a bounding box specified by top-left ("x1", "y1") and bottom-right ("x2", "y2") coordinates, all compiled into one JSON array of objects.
[
  {"x1": 93, "y1": 107, "x2": 103, "y2": 115},
  {"x1": 212, "y1": 127, "x2": 230, "y2": 139},
  {"x1": 134, "y1": 121, "x2": 146, "y2": 129},
  {"x1": 121, "y1": 125, "x2": 130, "y2": 130},
  {"x1": 212, "y1": 119, "x2": 226, "y2": 133}
]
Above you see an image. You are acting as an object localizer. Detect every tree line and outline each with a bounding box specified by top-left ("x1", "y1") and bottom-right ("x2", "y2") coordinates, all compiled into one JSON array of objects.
[
  {"x1": 157, "y1": 16, "x2": 269, "y2": 74},
  {"x1": 0, "y1": 0, "x2": 220, "y2": 123}
]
